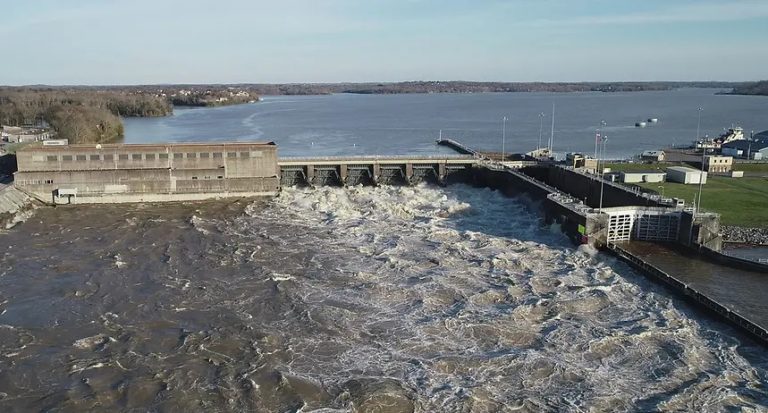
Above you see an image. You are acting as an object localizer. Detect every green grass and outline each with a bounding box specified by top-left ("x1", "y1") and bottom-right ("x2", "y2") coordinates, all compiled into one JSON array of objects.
[
  {"x1": 605, "y1": 161, "x2": 768, "y2": 174},
  {"x1": 637, "y1": 176, "x2": 768, "y2": 227},
  {"x1": 731, "y1": 163, "x2": 768, "y2": 173},
  {"x1": 604, "y1": 162, "x2": 687, "y2": 172}
]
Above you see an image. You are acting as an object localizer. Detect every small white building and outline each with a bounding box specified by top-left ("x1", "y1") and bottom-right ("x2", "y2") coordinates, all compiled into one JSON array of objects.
[
  {"x1": 620, "y1": 171, "x2": 666, "y2": 183},
  {"x1": 640, "y1": 150, "x2": 665, "y2": 162},
  {"x1": 666, "y1": 166, "x2": 707, "y2": 184}
]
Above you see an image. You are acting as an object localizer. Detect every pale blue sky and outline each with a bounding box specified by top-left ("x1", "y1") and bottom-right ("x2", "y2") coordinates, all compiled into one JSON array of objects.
[{"x1": 2, "y1": 0, "x2": 767, "y2": 85}]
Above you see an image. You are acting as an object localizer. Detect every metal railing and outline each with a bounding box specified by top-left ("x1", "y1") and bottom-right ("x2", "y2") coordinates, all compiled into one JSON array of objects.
[{"x1": 279, "y1": 154, "x2": 475, "y2": 162}]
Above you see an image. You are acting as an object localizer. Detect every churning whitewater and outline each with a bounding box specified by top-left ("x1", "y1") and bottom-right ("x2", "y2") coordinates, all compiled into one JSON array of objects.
[{"x1": 0, "y1": 184, "x2": 766, "y2": 412}]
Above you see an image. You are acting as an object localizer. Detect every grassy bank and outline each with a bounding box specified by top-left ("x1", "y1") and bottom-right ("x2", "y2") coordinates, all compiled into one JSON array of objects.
[
  {"x1": 604, "y1": 162, "x2": 684, "y2": 173},
  {"x1": 636, "y1": 177, "x2": 768, "y2": 227},
  {"x1": 604, "y1": 161, "x2": 768, "y2": 226},
  {"x1": 731, "y1": 163, "x2": 768, "y2": 173}
]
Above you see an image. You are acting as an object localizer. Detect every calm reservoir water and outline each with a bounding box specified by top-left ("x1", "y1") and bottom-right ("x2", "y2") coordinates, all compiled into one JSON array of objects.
[{"x1": 123, "y1": 89, "x2": 768, "y2": 158}]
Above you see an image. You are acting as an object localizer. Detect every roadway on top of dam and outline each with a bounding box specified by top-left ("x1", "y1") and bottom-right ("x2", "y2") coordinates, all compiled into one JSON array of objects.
[{"x1": 277, "y1": 154, "x2": 479, "y2": 166}]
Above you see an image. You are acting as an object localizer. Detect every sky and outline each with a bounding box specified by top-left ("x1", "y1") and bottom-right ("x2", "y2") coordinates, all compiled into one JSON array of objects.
[{"x1": 2, "y1": 0, "x2": 767, "y2": 85}]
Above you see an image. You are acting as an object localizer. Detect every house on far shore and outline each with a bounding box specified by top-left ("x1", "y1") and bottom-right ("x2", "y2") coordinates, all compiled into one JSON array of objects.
[
  {"x1": 1, "y1": 125, "x2": 52, "y2": 143},
  {"x1": 640, "y1": 150, "x2": 665, "y2": 162}
]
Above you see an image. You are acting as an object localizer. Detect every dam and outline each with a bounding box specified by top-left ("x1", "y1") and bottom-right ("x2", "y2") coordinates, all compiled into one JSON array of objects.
[
  {"x1": 2, "y1": 140, "x2": 768, "y2": 411},
  {"x1": 7, "y1": 140, "x2": 768, "y2": 345}
]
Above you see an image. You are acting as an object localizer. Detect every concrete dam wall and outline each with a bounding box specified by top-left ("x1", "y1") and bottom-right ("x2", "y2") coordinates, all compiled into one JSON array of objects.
[
  {"x1": 524, "y1": 165, "x2": 663, "y2": 209},
  {"x1": 0, "y1": 187, "x2": 33, "y2": 228}
]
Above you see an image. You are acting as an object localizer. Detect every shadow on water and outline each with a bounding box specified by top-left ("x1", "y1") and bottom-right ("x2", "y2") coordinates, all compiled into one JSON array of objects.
[{"x1": 440, "y1": 184, "x2": 571, "y2": 246}]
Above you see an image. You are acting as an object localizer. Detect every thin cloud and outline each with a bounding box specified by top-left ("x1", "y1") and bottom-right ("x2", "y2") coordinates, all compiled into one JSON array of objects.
[{"x1": 519, "y1": 2, "x2": 768, "y2": 27}]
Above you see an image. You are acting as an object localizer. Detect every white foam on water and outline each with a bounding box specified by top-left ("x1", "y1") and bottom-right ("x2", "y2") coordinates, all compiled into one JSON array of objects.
[{"x1": 226, "y1": 184, "x2": 768, "y2": 411}]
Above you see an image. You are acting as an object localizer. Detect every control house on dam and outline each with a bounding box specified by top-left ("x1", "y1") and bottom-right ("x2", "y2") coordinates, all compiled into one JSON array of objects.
[{"x1": 14, "y1": 142, "x2": 280, "y2": 203}]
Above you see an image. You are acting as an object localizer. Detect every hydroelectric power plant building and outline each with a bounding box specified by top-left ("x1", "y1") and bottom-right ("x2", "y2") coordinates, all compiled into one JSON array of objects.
[{"x1": 14, "y1": 142, "x2": 280, "y2": 203}]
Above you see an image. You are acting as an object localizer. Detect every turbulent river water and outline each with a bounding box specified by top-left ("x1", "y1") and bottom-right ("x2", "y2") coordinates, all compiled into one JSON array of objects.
[{"x1": 1, "y1": 185, "x2": 767, "y2": 412}]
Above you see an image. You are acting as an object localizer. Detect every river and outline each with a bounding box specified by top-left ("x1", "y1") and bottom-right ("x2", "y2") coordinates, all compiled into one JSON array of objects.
[
  {"x1": 123, "y1": 89, "x2": 768, "y2": 159},
  {"x1": 1, "y1": 185, "x2": 767, "y2": 411}
]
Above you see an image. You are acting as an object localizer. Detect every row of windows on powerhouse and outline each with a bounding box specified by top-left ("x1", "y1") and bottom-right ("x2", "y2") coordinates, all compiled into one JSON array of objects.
[
  {"x1": 38, "y1": 151, "x2": 262, "y2": 162},
  {"x1": 24, "y1": 175, "x2": 227, "y2": 185}
]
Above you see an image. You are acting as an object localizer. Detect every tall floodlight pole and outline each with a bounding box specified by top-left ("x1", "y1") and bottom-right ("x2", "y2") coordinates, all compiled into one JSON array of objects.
[
  {"x1": 501, "y1": 116, "x2": 508, "y2": 163},
  {"x1": 538, "y1": 112, "x2": 545, "y2": 151},
  {"x1": 549, "y1": 103, "x2": 556, "y2": 157},
  {"x1": 696, "y1": 106, "x2": 703, "y2": 143},
  {"x1": 687, "y1": 107, "x2": 704, "y2": 246},
  {"x1": 595, "y1": 120, "x2": 606, "y2": 160},
  {"x1": 599, "y1": 134, "x2": 608, "y2": 212},
  {"x1": 696, "y1": 107, "x2": 705, "y2": 214}
]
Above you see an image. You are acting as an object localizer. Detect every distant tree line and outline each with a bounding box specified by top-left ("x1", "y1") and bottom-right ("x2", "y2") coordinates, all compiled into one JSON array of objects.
[
  {"x1": 729, "y1": 80, "x2": 768, "y2": 96},
  {"x1": 112, "y1": 81, "x2": 745, "y2": 96},
  {"x1": 0, "y1": 88, "x2": 171, "y2": 144},
  {"x1": 0, "y1": 81, "x2": 752, "y2": 144}
]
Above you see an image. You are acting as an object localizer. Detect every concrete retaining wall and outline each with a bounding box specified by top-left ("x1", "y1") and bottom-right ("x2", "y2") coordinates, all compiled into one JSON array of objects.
[
  {"x1": 524, "y1": 165, "x2": 663, "y2": 209},
  {"x1": 39, "y1": 190, "x2": 278, "y2": 205},
  {"x1": 699, "y1": 246, "x2": 768, "y2": 273},
  {"x1": 471, "y1": 166, "x2": 598, "y2": 245},
  {"x1": 0, "y1": 187, "x2": 33, "y2": 228},
  {"x1": 609, "y1": 244, "x2": 768, "y2": 345}
]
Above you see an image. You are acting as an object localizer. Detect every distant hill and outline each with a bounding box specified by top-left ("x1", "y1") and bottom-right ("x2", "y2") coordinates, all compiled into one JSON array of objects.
[
  {"x1": 176, "y1": 81, "x2": 743, "y2": 95},
  {"x1": 23, "y1": 81, "x2": 744, "y2": 96},
  {"x1": 729, "y1": 80, "x2": 768, "y2": 96}
]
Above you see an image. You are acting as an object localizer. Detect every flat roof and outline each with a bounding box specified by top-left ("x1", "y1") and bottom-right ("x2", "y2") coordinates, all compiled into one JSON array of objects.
[
  {"x1": 620, "y1": 171, "x2": 666, "y2": 175},
  {"x1": 17, "y1": 141, "x2": 277, "y2": 152},
  {"x1": 722, "y1": 140, "x2": 768, "y2": 151},
  {"x1": 667, "y1": 166, "x2": 703, "y2": 173}
]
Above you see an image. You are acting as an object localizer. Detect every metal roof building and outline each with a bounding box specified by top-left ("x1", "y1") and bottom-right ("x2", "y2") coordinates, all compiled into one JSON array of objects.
[{"x1": 721, "y1": 138, "x2": 768, "y2": 160}]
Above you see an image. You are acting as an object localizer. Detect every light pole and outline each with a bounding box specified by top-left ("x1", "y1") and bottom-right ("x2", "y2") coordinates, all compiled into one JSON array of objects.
[
  {"x1": 696, "y1": 107, "x2": 703, "y2": 143},
  {"x1": 538, "y1": 112, "x2": 545, "y2": 151},
  {"x1": 501, "y1": 116, "x2": 508, "y2": 163},
  {"x1": 696, "y1": 107, "x2": 705, "y2": 214},
  {"x1": 657, "y1": 185, "x2": 665, "y2": 198},
  {"x1": 595, "y1": 120, "x2": 606, "y2": 160},
  {"x1": 599, "y1": 134, "x2": 608, "y2": 212},
  {"x1": 549, "y1": 103, "x2": 556, "y2": 156},
  {"x1": 688, "y1": 107, "x2": 704, "y2": 246}
]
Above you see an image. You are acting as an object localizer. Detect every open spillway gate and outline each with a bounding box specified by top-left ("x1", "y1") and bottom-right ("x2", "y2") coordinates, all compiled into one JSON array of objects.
[
  {"x1": 278, "y1": 156, "x2": 476, "y2": 187},
  {"x1": 603, "y1": 207, "x2": 682, "y2": 243}
]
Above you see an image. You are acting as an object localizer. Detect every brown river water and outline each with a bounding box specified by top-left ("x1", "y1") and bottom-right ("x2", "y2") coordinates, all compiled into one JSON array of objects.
[{"x1": 0, "y1": 185, "x2": 766, "y2": 412}]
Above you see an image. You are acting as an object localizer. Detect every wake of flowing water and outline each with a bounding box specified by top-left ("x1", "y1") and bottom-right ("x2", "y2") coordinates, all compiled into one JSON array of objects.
[
  {"x1": 0, "y1": 184, "x2": 766, "y2": 412},
  {"x1": 223, "y1": 184, "x2": 768, "y2": 412}
]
